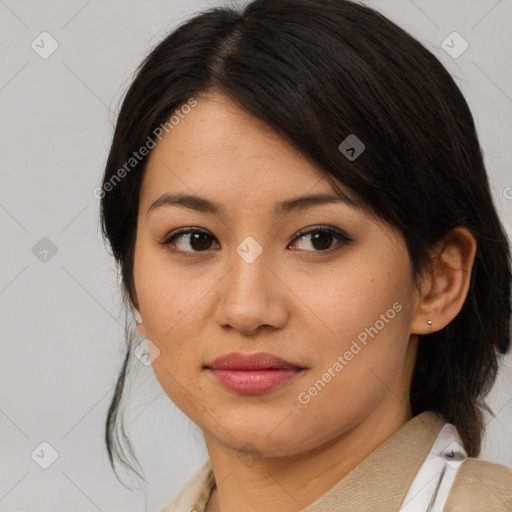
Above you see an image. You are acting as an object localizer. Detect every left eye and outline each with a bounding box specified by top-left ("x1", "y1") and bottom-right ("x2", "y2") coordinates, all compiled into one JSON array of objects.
[{"x1": 289, "y1": 227, "x2": 352, "y2": 252}]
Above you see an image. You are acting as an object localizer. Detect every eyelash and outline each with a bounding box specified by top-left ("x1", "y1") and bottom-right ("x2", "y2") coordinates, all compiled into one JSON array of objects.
[{"x1": 159, "y1": 225, "x2": 353, "y2": 256}]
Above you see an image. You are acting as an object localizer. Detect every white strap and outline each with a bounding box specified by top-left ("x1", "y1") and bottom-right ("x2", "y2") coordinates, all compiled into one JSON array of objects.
[{"x1": 399, "y1": 423, "x2": 467, "y2": 512}]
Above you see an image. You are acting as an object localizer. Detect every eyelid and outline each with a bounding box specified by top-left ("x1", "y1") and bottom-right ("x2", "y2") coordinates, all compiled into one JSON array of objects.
[
  {"x1": 291, "y1": 225, "x2": 352, "y2": 242},
  {"x1": 162, "y1": 226, "x2": 211, "y2": 243}
]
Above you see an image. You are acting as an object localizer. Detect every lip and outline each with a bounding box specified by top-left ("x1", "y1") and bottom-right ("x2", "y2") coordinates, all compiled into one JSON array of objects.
[
  {"x1": 206, "y1": 352, "x2": 305, "y2": 370},
  {"x1": 204, "y1": 352, "x2": 307, "y2": 395}
]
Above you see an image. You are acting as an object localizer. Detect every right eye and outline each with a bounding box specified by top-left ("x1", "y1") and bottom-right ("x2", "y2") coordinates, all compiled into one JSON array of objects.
[{"x1": 160, "y1": 228, "x2": 220, "y2": 254}]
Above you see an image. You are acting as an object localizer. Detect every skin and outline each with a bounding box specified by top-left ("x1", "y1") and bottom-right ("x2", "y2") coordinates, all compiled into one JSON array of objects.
[{"x1": 132, "y1": 91, "x2": 477, "y2": 512}]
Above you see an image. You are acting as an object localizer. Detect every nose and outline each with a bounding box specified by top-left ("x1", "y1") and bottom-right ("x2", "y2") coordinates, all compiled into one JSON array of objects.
[{"x1": 213, "y1": 243, "x2": 289, "y2": 336}]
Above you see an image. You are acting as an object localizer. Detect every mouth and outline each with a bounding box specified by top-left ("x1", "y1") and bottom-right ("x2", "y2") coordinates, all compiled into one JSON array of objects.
[{"x1": 204, "y1": 352, "x2": 308, "y2": 395}]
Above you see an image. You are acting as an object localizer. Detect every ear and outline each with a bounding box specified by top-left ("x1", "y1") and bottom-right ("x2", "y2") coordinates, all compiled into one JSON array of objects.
[
  {"x1": 132, "y1": 306, "x2": 146, "y2": 338},
  {"x1": 411, "y1": 226, "x2": 477, "y2": 334}
]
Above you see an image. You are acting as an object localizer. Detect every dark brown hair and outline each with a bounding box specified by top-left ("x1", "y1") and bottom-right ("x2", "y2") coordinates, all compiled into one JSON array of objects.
[{"x1": 100, "y1": 0, "x2": 511, "y2": 487}]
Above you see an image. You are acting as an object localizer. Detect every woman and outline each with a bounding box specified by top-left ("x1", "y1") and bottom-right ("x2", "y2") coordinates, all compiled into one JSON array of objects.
[{"x1": 99, "y1": 0, "x2": 512, "y2": 510}]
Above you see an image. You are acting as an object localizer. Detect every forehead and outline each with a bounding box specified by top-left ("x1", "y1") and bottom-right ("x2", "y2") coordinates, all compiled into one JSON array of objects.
[{"x1": 140, "y1": 92, "x2": 346, "y2": 203}]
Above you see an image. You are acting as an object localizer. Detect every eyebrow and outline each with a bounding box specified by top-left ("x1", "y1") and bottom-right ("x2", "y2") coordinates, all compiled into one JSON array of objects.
[{"x1": 147, "y1": 191, "x2": 359, "y2": 218}]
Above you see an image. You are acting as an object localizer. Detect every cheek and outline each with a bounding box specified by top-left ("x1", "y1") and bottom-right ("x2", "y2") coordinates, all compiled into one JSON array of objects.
[
  {"x1": 135, "y1": 264, "x2": 207, "y2": 410},
  {"x1": 294, "y1": 253, "x2": 414, "y2": 393},
  {"x1": 292, "y1": 255, "x2": 410, "y2": 348},
  {"x1": 134, "y1": 244, "x2": 210, "y2": 340},
  {"x1": 132, "y1": 256, "x2": 210, "y2": 406},
  {"x1": 293, "y1": 303, "x2": 413, "y2": 449}
]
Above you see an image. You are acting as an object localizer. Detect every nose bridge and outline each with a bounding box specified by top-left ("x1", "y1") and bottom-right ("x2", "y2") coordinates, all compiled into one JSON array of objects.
[
  {"x1": 213, "y1": 236, "x2": 287, "y2": 333},
  {"x1": 228, "y1": 237, "x2": 270, "y2": 302}
]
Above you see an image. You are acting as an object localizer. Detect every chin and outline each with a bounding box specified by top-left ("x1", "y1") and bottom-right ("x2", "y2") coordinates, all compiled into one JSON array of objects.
[{"x1": 206, "y1": 420, "x2": 315, "y2": 458}]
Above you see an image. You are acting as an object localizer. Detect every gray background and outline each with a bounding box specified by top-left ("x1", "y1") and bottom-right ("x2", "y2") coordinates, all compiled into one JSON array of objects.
[{"x1": 1, "y1": 0, "x2": 511, "y2": 511}]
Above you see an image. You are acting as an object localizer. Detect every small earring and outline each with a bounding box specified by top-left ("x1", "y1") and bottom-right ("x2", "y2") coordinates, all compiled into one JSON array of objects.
[
  {"x1": 133, "y1": 310, "x2": 143, "y2": 326},
  {"x1": 427, "y1": 320, "x2": 433, "y2": 328}
]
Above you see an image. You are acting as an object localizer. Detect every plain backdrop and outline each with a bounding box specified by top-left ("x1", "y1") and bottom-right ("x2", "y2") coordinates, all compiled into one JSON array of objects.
[{"x1": 1, "y1": 0, "x2": 511, "y2": 511}]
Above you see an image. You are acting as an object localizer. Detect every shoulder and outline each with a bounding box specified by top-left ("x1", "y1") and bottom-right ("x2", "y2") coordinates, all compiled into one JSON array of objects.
[
  {"x1": 444, "y1": 457, "x2": 512, "y2": 511},
  {"x1": 160, "y1": 459, "x2": 215, "y2": 512}
]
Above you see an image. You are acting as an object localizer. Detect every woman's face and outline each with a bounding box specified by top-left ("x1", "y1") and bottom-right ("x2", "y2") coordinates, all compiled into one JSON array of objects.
[{"x1": 133, "y1": 91, "x2": 422, "y2": 457}]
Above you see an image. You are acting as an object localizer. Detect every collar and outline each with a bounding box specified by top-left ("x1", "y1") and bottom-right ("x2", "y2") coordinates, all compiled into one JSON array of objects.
[{"x1": 303, "y1": 410, "x2": 446, "y2": 511}]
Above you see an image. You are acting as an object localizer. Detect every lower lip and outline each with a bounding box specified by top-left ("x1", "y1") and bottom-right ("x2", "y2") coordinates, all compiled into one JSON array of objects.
[{"x1": 207, "y1": 368, "x2": 304, "y2": 394}]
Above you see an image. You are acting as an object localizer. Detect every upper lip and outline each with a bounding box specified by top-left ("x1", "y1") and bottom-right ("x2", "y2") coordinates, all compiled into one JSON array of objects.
[{"x1": 205, "y1": 352, "x2": 306, "y2": 370}]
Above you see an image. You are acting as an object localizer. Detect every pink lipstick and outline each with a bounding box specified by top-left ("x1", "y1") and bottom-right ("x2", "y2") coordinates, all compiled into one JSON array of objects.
[{"x1": 204, "y1": 352, "x2": 306, "y2": 395}]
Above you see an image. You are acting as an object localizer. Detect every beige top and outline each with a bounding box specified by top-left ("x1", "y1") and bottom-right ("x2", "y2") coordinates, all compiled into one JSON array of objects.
[{"x1": 161, "y1": 411, "x2": 512, "y2": 511}]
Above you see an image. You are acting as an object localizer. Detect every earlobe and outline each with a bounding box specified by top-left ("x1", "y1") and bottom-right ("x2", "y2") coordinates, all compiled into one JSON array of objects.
[{"x1": 411, "y1": 226, "x2": 477, "y2": 335}]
